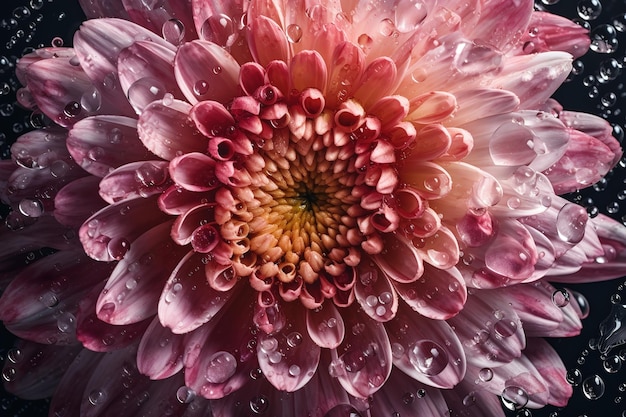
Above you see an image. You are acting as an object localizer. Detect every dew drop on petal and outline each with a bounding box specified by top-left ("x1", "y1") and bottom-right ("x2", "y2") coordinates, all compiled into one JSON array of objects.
[
  {"x1": 88, "y1": 389, "x2": 107, "y2": 406},
  {"x1": 205, "y1": 351, "x2": 237, "y2": 384},
  {"x1": 582, "y1": 375, "x2": 605, "y2": 400},
  {"x1": 341, "y1": 349, "x2": 366, "y2": 373},
  {"x1": 18, "y1": 198, "x2": 43, "y2": 217},
  {"x1": 63, "y1": 101, "x2": 81, "y2": 118},
  {"x1": 408, "y1": 340, "x2": 448, "y2": 376},
  {"x1": 556, "y1": 203, "x2": 587, "y2": 243},
  {"x1": 478, "y1": 367, "x2": 493, "y2": 382},
  {"x1": 394, "y1": 0, "x2": 427, "y2": 32},
  {"x1": 603, "y1": 355, "x2": 622, "y2": 373},
  {"x1": 162, "y1": 18, "x2": 185, "y2": 45},
  {"x1": 551, "y1": 289, "x2": 570, "y2": 307},
  {"x1": 193, "y1": 80, "x2": 209, "y2": 97},
  {"x1": 286, "y1": 24, "x2": 303, "y2": 43},
  {"x1": 127, "y1": 77, "x2": 167, "y2": 114},
  {"x1": 501, "y1": 386, "x2": 529, "y2": 410}
]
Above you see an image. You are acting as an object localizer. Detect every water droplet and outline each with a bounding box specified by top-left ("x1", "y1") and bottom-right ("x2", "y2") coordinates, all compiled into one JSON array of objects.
[
  {"x1": 88, "y1": 389, "x2": 107, "y2": 406},
  {"x1": 288, "y1": 364, "x2": 301, "y2": 376},
  {"x1": 201, "y1": 14, "x2": 236, "y2": 47},
  {"x1": 162, "y1": 19, "x2": 185, "y2": 45},
  {"x1": 577, "y1": 0, "x2": 602, "y2": 21},
  {"x1": 478, "y1": 367, "x2": 493, "y2": 382},
  {"x1": 18, "y1": 198, "x2": 43, "y2": 217},
  {"x1": 590, "y1": 24, "x2": 619, "y2": 54},
  {"x1": 582, "y1": 374, "x2": 605, "y2": 400},
  {"x1": 249, "y1": 395, "x2": 269, "y2": 414},
  {"x1": 286, "y1": 332, "x2": 303, "y2": 347},
  {"x1": 341, "y1": 350, "x2": 366, "y2": 373},
  {"x1": 127, "y1": 77, "x2": 167, "y2": 114},
  {"x1": 205, "y1": 351, "x2": 237, "y2": 384},
  {"x1": 603, "y1": 355, "x2": 622, "y2": 373},
  {"x1": 408, "y1": 340, "x2": 448, "y2": 376},
  {"x1": 453, "y1": 41, "x2": 502, "y2": 75},
  {"x1": 57, "y1": 312, "x2": 76, "y2": 333},
  {"x1": 551, "y1": 289, "x2": 570, "y2": 307},
  {"x1": 63, "y1": 101, "x2": 81, "y2": 117},
  {"x1": 2, "y1": 367, "x2": 16, "y2": 382},
  {"x1": 394, "y1": 0, "x2": 428, "y2": 32},
  {"x1": 556, "y1": 203, "x2": 587, "y2": 243},
  {"x1": 176, "y1": 386, "x2": 195, "y2": 403},
  {"x1": 286, "y1": 24, "x2": 303, "y2": 43},
  {"x1": 501, "y1": 386, "x2": 529, "y2": 410},
  {"x1": 193, "y1": 80, "x2": 209, "y2": 96},
  {"x1": 81, "y1": 88, "x2": 102, "y2": 112}
]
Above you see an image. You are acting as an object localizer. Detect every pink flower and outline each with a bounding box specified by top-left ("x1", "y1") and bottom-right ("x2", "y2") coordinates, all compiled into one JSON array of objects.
[{"x1": 1, "y1": 0, "x2": 625, "y2": 415}]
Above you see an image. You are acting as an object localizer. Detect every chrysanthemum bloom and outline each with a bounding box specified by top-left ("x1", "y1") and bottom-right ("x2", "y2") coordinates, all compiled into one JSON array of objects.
[{"x1": 2, "y1": 0, "x2": 626, "y2": 415}]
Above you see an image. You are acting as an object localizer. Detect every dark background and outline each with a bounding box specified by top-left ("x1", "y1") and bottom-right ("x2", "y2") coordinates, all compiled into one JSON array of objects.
[{"x1": 0, "y1": 0, "x2": 625, "y2": 416}]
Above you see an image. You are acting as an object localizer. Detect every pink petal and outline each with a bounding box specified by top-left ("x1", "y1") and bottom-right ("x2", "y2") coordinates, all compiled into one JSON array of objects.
[
  {"x1": 174, "y1": 40, "x2": 241, "y2": 105},
  {"x1": 353, "y1": 57, "x2": 398, "y2": 108},
  {"x1": 158, "y1": 251, "x2": 235, "y2": 333},
  {"x1": 0, "y1": 251, "x2": 110, "y2": 345},
  {"x1": 2, "y1": 340, "x2": 81, "y2": 400},
  {"x1": 407, "y1": 91, "x2": 457, "y2": 124},
  {"x1": 372, "y1": 233, "x2": 423, "y2": 283},
  {"x1": 393, "y1": 264, "x2": 467, "y2": 320},
  {"x1": 137, "y1": 316, "x2": 186, "y2": 379},
  {"x1": 290, "y1": 50, "x2": 327, "y2": 93},
  {"x1": 98, "y1": 161, "x2": 171, "y2": 204},
  {"x1": 121, "y1": 0, "x2": 197, "y2": 44},
  {"x1": 257, "y1": 306, "x2": 320, "y2": 392},
  {"x1": 76, "y1": 283, "x2": 151, "y2": 352},
  {"x1": 518, "y1": 11, "x2": 590, "y2": 58},
  {"x1": 79, "y1": 195, "x2": 170, "y2": 262},
  {"x1": 305, "y1": 302, "x2": 345, "y2": 348},
  {"x1": 326, "y1": 41, "x2": 365, "y2": 109},
  {"x1": 545, "y1": 128, "x2": 618, "y2": 194},
  {"x1": 169, "y1": 152, "x2": 219, "y2": 192},
  {"x1": 332, "y1": 305, "x2": 393, "y2": 398},
  {"x1": 67, "y1": 115, "x2": 151, "y2": 177},
  {"x1": 397, "y1": 161, "x2": 452, "y2": 200},
  {"x1": 55, "y1": 176, "x2": 106, "y2": 228},
  {"x1": 441, "y1": 380, "x2": 506, "y2": 417},
  {"x1": 24, "y1": 56, "x2": 97, "y2": 127},
  {"x1": 448, "y1": 292, "x2": 525, "y2": 367},
  {"x1": 138, "y1": 99, "x2": 207, "y2": 160},
  {"x1": 48, "y1": 349, "x2": 102, "y2": 417},
  {"x1": 246, "y1": 16, "x2": 290, "y2": 66},
  {"x1": 370, "y1": 370, "x2": 450, "y2": 416},
  {"x1": 354, "y1": 260, "x2": 398, "y2": 322},
  {"x1": 468, "y1": 0, "x2": 532, "y2": 51},
  {"x1": 96, "y1": 221, "x2": 187, "y2": 325},
  {"x1": 385, "y1": 303, "x2": 466, "y2": 388},
  {"x1": 452, "y1": 88, "x2": 520, "y2": 125},
  {"x1": 79, "y1": 0, "x2": 129, "y2": 18},
  {"x1": 184, "y1": 290, "x2": 258, "y2": 399},
  {"x1": 524, "y1": 338, "x2": 573, "y2": 407},
  {"x1": 117, "y1": 40, "x2": 183, "y2": 114}
]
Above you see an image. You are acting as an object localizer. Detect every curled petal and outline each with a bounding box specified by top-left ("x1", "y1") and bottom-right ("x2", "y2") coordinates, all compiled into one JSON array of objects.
[
  {"x1": 169, "y1": 152, "x2": 219, "y2": 192},
  {"x1": 408, "y1": 91, "x2": 457, "y2": 124}
]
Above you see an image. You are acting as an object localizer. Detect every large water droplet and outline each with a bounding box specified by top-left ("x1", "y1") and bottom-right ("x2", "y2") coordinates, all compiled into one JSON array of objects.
[
  {"x1": 590, "y1": 24, "x2": 619, "y2": 54},
  {"x1": 501, "y1": 386, "x2": 529, "y2": 410},
  {"x1": 394, "y1": 0, "x2": 427, "y2": 32},
  {"x1": 582, "y1": 374, "x2": 605, "y2": 400},
  {"x1": 408, "y1": 340, "x2": 448, "y2": 376},
  {"x1": 162, "y1": 18, "x2": 185, "y2": 45},
  {"x1": 127, "y1": 77, "x2": 167, "y2": 114},
  {"x1": 205, "y1": 351, "x2": 237, "y2": 384},
  {"x1": 598, "y1": 302, "x2": 626, "y2": 354},
  {"x1": 556, "y1": 203, "x2": 587, "y2": 243}
]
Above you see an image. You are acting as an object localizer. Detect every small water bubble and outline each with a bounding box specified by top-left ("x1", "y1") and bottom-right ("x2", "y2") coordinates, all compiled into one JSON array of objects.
[
  {"x1": 205, "y1": 351, "x2": 237, "y2": 384},
  {"x1": 18, "y1": 198, "x2": 43, "y2": 217},
  {"x1": 51, "y1": 37, "x2": 63, "y2": 47},
  {"x1": 63, "y1": 101, "x2": 81, "y2": 118},
  {"x1": 408, "y1": 340, "x2": 448, "y2": 376},
  {"x1": 193, "y1": 80, "x2": 209, "y2": 96},
  {"x1": 2, "y1": 367, "x2": 16, "y2": 382},
  {"x1": 249, "y1": 395, "x2": 269, "y2": 414},
  {"x1": 88, "y1": 389, "x2": 107, "y2": 406},
  {"x1": 582, "y1": 375, "x2": 605, "y2": 400},
  {"x1": 57, "y1": 312, "x2": 76, "y2": 333}
]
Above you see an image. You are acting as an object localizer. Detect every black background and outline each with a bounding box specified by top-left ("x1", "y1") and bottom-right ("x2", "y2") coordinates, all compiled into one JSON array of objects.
[{"x1": 0, "y1": 0, "x2": 625, "y2": 416}]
